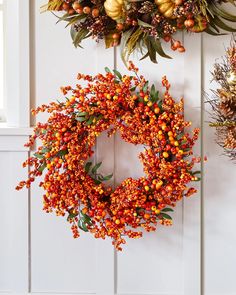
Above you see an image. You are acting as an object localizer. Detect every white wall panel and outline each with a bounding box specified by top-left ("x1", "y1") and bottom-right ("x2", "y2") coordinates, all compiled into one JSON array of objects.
[
  {"x1": 0, "y1": 149, "x2": 29, "y2": 292},
  {"x1": 115, "y1": 33, "x2": 185, "y2": 295}
]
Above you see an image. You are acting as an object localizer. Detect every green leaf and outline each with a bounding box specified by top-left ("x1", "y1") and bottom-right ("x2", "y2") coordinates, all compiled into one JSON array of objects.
[
  {"x1": 56, "y1": 149, "x2": 68, "y2": 157},
  {"x1": 102, "y1": 174, "x2": 113, "y2": 181},
  {"x1": 85, "y1": 116, "x2": 95, "y2": 125},
  {"x1": 81, "y1": 211, "x2": 93, "y2": 225},
  {"x1": 149, "y1": 37, "x2": 172, "y2": 59},
  {"x1": 85, "y1": 161, "x2": 92, "y2": 173},
  {"x1": 145, "y1": 37, "x2": 157, "y2": 63},
  {"x1": 77, "y1": 112, "x2": 88, "y2": 117},
  {"x1": 161, "y1": 208, "x2": 174, "y2": 213},
  {"x1": 91, "y1": 162, "x2": 102, "y2": 174},
  {"x1": 71, "y1": 27, "x2": 91, "y2": 48},
  {"x1": 78, "y1": 220, "x2": 89, "y2": 232},
  {"x1": 150, "y1": 84, "x2": 155, "y2": 97},
  {"x1": 143, "y1": 81, "x2": 149, "y2": 93},
  {"x1": 94, "y1": 179, "x2": 102, "y2": 185},
  {"x1": 67, "y1": 212, "x2": 78, "y2": 221},
  {"x1": 130, "y1": 86, "x2": 136, "y2": 91},
  {"x1": 160, "y1": 213, "x2": 172, "y2": 220},
  {"x1": 76, "y1": 116, "x2": 87, "y2": 122},
  {"x1": 137, "y1": 19, "x2": 153, "y2": 28},
  {"x1": 120, "y1": 28, "x2": 135, "y2": 65},
  {"x1": 34, "y1": 153, "x2": 44, "y2": 159},
  {"x1": 105, "y1": 67, "x2": 111, "y2": 73},
  {"x1": 41, "y1": 147, "x2": 50, "y2": 154},
  {"x1": 205, "y1": 27, "x2": 225, "y2": 36},
  {"x1": 113, "y1": 70, "x2": 122, "y2": 80},
  {"x1": 210, "y1": 3, "x2": 236, "y2": 22},
  {"x1": 150, "y1": 84, "x2": 159, "y2": 103},
  {"x1": 192, "y1": 170, "x2": 201, "y2": 175},
  {"x1": 211, "y1": 15, "x2": 236, "y2": 32},
  {"x1": 38, "y1": 162, "x2": 46, "y2": 173},
  {"x1": 140, "y1": 51, "x2": 149, "y2": 61},
  {"x1": 65, "y1": 14, "x2": 86, "y2": 27}
]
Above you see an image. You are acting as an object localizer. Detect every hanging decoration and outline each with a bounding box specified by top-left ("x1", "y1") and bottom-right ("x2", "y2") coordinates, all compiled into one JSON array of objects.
[
  {"x1": 16, "y1": 63, "x2": 201, "y2": 250},
  {"x1": 208, "y1": 37, "x2": 236, "y2": 161},
  {"x1": 42, "y1": 0, "x2": 236, "y2": 63}
]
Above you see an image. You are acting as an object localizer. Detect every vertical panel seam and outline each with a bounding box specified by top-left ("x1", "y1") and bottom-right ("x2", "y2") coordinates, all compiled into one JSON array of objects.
[
  {"x1": 200, "y1": 33, "x2": 205, "y2": 295},
  {"x1": 28, "y1": 150, "x2": 32, "y2": 293}
]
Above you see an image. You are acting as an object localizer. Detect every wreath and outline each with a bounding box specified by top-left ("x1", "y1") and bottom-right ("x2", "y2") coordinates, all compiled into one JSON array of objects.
[
  {"x1": 207, "y1": 37, "x2": 236, "y2": 161},
  {"x1": 42, "y1": 0, "x2": 236, "y2": 63},
  {"x1": 16, "y1": 62, "x2": 201, "y2": 250}
]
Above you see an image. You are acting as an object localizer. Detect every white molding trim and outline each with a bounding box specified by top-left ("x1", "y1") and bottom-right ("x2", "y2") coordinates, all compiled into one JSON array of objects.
[
  {"x1": 0, "y1": 135, "x2": 30, "y2": 151},
  {"x1": 4, "y1": 0, "x2": 30, "y2": 127},
  {"x1": 0, "y1": 125, "x2": 33, "y2": 136}
]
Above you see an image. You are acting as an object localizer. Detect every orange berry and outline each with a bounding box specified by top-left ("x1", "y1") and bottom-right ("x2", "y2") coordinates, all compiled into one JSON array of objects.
[
  {"x1": 164, "y1": 35, "x2": 171, "y2": 42},
  {"x1": 76, "y1": 7, "x2": 83, "y2": 14},
  {"x1": 45, "y1": 152, "x2": 51, "y2": 158},
  {"x1": 173, "y1": 41, "x2": 181, "y2": 48},
  {"x1": 83, "y1": 6, "x2": 91, "y2": 14},
  {"x1": 116, "y1": 23, "x2": 124, "y2": 31},
  {"x1": 112, "y1": 33, "x2": 120, "y2": 40},
  {"x1": 144, "y1": 213, "x2": 150, "y2": 219},
  {"x1": 177, "y1": 46, "x2": 186, "y2": 53},
  {"x1": 62, "y1": 3, "x2": 70, "y2": 10},
  {"x1": 184, "y1": 19, "x2": 195, "y2": 28},
  {"x1": 92, "y1": 8, "x2": 99, "y2": 17},
  {"x1": 68, "y1": 8, "x2": 75, "y2": 15},
  {"x1": 154, "y1": 107, "x2": 160, "y2": 114},
  {"x1": 72, "y1": 2, "x2": 81, "y2": 10}
]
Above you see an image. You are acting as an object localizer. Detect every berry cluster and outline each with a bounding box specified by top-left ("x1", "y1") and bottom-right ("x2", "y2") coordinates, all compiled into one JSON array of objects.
[{"x1": 16, "y1": 62, "x2": 200, "y2": 250}]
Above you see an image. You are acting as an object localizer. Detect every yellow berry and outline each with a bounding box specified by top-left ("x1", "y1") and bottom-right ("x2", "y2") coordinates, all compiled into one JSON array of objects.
[
  {"x1": 154, "y1": 107, "x2": 160, "y2": 114},
  {"x1": 163, "y1": 152, "x2": 169, "y2": 158},
  {"x1": 144, "y1": 185, "x2": 150, "y2": 191},
  {"x1": 174, "y1": 141, "x2": 179, "y2": 146}
]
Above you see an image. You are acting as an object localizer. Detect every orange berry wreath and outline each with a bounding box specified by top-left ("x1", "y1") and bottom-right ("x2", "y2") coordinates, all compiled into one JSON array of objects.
[{"x1": 16, "y1": 62, "x2": 201, "y2": 250}]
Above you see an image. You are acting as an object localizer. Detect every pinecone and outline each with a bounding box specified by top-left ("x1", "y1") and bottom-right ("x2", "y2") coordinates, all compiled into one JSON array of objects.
[
  {"x1": 218, "y1": 88, "x2": 236, "y2": 118},
  {"x1": 139, "y1": 1, "x2": 154, "y2": 14},
  {"x1": 126, "y1": 3, "x2": 140, "y2": 18},
  {"x1": 224, "y1": 127, "x2": 236, "y2": 149}
]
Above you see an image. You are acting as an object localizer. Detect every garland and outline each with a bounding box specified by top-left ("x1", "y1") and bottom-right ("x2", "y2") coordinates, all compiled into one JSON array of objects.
[
  {"x1": 208, "y1": 37, "x2": 236, "y2": 161},
  {"x1": 16, "y1": 63, "x2": 201, "y2": 250},
  {"x1": 43, "y1": 0, "x2": 236, "y2": 63}
]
